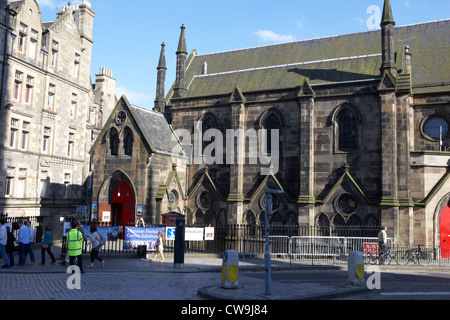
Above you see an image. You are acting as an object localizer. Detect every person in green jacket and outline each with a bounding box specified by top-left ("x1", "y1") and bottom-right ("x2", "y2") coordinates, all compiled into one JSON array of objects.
[{"x1": 67, "y1": 220, "x2": 84, "y2": 273}]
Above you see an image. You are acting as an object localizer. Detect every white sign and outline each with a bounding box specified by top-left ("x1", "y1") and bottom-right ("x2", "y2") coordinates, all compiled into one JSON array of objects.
[
  {"x1": 204, "y1": 227, "x2": 214, "y2": 241},
  {"x1": 185, "y1": 228, "x2": 204, "y2": 241},
  {"x1": 102, "y1": 211, "x2": 111, "y2": 222}
]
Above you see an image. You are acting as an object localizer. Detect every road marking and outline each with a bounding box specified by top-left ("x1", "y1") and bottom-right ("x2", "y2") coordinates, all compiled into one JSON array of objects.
[{"x1": 381, "y1": 292, "x2": 450, "y2": 296}]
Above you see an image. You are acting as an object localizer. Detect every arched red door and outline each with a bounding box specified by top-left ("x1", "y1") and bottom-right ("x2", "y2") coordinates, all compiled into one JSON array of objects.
[
  {"x1": 111, "y1": 180, "x2": 135, "y2": 225},
  {"x1": 440, "y1": 204, "x2": 450, "y2": 258}
]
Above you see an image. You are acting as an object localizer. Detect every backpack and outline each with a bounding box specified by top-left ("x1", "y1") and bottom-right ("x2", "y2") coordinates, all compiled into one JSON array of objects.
[{"x1": 98, "y1": 233, "x2": 106, "y2": 246}]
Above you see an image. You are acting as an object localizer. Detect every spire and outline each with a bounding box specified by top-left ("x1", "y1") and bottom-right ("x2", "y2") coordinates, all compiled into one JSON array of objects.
[
  {"x1": 176, "y1": 24, "x2": 187, "y2": 55},
  {"x1": 154, "y1": 42, "x2": 167, "y2": 112},
  {"x1": 174, "y1": 24, "x2": 187, "y2": 98},
  {"x1": 157, "y1": 42, "x2": 166, "y2": 70},
  {"x1": 379, "y1": 0, "x2": 397, "y2": 78},
  {"x1": 381, "y1": 0, "x2": 395, "y2": 26}
]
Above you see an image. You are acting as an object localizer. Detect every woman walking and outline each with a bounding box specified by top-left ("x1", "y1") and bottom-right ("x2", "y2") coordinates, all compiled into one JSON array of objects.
[
  {"x1": 41, "y1": 225, "x2": 56, "y2": 265},
  {"x1": 88, "y1": 225, "x2": 105, "y2": 268},
  {"x1": 151, "y1": 231, "x2": 164, "y2": 263}
]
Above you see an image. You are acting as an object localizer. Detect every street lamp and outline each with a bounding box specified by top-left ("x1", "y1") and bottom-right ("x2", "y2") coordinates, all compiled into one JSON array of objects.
[{"x1": 264, "y1": 189, "x2": 283, "y2": 295}]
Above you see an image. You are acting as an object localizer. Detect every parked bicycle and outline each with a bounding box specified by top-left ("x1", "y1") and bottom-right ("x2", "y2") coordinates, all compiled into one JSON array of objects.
[
  {"x1": 397, "y1": 244, "x2": 432, "y2": 266},
  {"x1": 364, "y1": 247, "x2": 393, "y2": 265}
]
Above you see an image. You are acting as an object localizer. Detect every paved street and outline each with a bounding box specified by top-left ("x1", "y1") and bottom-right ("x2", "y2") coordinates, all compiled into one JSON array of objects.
[
  {"x1": 1, "y1": 246, "x2": 450, "y2": 305},
  {"x1": 0, "y1": 271, "x2": 218, "y2": 300}
]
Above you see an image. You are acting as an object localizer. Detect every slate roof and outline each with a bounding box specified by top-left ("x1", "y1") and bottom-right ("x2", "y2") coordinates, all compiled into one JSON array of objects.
[
  {"x1": 168, "y1": 19, "x2": 449, "y2": 99},
  {"x1": 128, "y1": 103, "x2": 184, "y2": 155}
]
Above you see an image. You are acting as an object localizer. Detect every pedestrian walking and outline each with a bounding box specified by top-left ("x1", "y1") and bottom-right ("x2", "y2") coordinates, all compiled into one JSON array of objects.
[
  {"x1": 67, "y1": 220, "x2": 84, "y2": 273},
  {"x1": 17, "y1": 220, "x2": 29, "y2": 266},
  {"x1": 25, "y1": 220, "x2": 35, "y2": 264},
  {"x1": 378, "y1": 225, "x2": 387, "y2": 264},
  {"x1": 41, "y1": 225, "x2": 56, "y2": 265},
  {"x1": 150, "y1": 231, "x2": 164, "y2": 263},
  {"x1": 5, "y1": 225, "x2": 15, "y2": 267},
  {"x1": 88, "y1": 225, "x2": 105, "y2": 268},
  {"x1": 0, "y1": 219, "x2": 10, "y2": 268}
]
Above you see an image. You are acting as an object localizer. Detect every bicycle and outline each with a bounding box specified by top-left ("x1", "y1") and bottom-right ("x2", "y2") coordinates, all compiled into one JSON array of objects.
[
  {"x1": 364, "y1": 247, "x2": 393, "y2": 265},
  {"x1": 397, "y1": 244, "x2": 432, "y2": 266}
]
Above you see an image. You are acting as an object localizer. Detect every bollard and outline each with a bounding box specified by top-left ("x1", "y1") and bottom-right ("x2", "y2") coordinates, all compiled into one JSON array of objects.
[
  {"x1": 174, "y1": 218, "x2": 185, "y2": 269},
  {"x1": 222, "y1": 250, "x2": 239, "y2": 289},
  {"x1": 348, "y1": 251, "x2": 365, "y2": 286}
]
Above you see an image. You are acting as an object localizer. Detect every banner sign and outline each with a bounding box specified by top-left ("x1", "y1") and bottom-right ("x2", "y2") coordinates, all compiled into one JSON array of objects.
[
  {"x1": 363, "y1": 243, "x2": 379, "y2": 255},
  {"x1": 82, "y1": 226, "x2": 120, "y2": 242},
  {"x1": 124, "y1": 227, "x2": 164, "y2": 251},
  {"x1": 185, "y1": 227, "x2": 204, "y2": 241},
  {"x1": 164, "y1": 227, "x2": 215, "y2": 241}
]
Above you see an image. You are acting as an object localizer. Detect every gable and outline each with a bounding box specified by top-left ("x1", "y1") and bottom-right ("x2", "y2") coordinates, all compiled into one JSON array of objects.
[{"x1": 90, "y1": 96, "x2": 184, "y2": 156}]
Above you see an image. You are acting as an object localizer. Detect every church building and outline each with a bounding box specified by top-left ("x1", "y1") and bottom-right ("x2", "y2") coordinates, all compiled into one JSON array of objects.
[{"x1": 90, "y1": 0, "x2": 450, "y2": 249}]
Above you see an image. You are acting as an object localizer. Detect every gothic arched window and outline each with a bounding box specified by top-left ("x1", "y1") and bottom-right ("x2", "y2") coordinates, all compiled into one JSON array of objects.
[
  {"x1": 123, "y1": 127, "x2": 134, "y2": 156},
  {"x1": 264, "y1": 113, "x2": 281, "y2": 155},
  {"x1": 201, "y1": 115, "x2": 217, "y2": 157},
  {"x1": 337, "y1": 108, "x2": 358, "y2": 151},
  {"x1": 110, "y1": 128, "x2": 119, "y2": 156}
]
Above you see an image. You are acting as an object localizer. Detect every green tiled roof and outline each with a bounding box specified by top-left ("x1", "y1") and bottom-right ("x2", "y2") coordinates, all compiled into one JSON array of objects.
[
  {"x1": 168, "y1": 20, "x2": 449, "y2": 99},
  {"x1": 187, "y1": 55, "x2": 382, "y2": 97}
]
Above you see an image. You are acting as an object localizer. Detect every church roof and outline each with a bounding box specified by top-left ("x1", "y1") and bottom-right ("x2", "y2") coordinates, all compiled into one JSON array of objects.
[
  {"x1": 129, "y1": 102, "x2": 183, "y2": 155},
  {"x1": 168, "y1": 19, "x2": 449, "y2": 99}
]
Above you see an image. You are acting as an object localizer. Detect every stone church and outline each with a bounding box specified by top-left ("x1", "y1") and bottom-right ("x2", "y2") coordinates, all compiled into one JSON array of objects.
[{"x1": 90, "y1": 0, "x2": 450, "y2": 249}]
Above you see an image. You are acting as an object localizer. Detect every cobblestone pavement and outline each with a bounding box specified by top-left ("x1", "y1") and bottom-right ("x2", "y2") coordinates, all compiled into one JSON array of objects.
[{"x1": 0, "y1": 271, "x2": 218, "y2": 300}]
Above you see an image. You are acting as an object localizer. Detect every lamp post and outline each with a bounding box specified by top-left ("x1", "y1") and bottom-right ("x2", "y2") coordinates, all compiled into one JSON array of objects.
[{"x1": 264, "y1": 189, "x2": 283, "y2": 295}]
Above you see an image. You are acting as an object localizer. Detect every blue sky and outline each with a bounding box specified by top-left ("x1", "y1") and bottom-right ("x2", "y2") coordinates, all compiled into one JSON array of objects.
[{"x1": 37, "y1": 0, "x2": 449, "y2": 109}]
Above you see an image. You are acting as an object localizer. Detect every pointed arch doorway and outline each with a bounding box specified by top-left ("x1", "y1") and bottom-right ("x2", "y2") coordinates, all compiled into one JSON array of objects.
[
  {"x1": 111, "y1": 180, "x2": 135, "y2": 226},
  {"x1": 97, "y1": 171, "x2": 136, "y2": 226}
]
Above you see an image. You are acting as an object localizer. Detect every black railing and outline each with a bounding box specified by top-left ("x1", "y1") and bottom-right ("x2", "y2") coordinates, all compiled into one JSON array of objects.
[
  {"x1": 57, "y1": 222, "x2": 382, "y2": 255},
  {"x1": 2, "y1": 215, "x2": 449, "y2": 265}
]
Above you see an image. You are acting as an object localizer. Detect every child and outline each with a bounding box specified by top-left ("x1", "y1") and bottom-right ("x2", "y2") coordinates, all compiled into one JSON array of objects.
[{"x1": 150, "y1": 231, "x2": 164, "y2": 263}]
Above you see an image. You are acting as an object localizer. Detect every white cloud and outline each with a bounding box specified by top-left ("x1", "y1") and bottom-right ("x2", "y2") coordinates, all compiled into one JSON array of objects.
[
  {"x1": 115, "y1": 86, "x2": 151, "y2": 107},
  {"x1": 253, "y1": 30, "x2": 296, "y2": 43},
  {"x1": 36, "y1": 0, "x2": 57, "y2": 9}
]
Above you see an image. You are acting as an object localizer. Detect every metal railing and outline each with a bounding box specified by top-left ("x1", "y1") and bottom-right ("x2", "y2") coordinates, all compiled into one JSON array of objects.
[
  {"x1": 2, "y1": 215, "x2": 449, "y2": 266},
  {"x1": 240, "y1": 236, "x2": 291, "y2": 259}
]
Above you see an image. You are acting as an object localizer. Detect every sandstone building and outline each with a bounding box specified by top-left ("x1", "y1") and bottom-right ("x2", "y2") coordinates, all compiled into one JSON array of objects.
[{"x1": 0, "y1": 0, "x2": 116, "y2": 218}]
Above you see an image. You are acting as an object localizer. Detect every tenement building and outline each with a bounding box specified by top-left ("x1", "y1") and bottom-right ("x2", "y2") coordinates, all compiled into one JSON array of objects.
[
  {"x1": 0, "y1": 0, "x2": 116, "y2": 218},
  {"x1": 90, "y1": 0, "x2": 449, "y2": 249}
]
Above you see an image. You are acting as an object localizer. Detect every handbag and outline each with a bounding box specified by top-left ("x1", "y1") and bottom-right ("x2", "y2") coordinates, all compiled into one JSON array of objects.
[{"x1": 42, "y1": 243, "x2": 49, "y2": 249}]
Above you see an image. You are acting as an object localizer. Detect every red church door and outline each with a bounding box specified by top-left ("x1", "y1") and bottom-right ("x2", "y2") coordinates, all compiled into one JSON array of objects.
[
  {"x1": 111, "y1": 180, "x2": 135, "y2": 226},
  {"x1": 440, "y1": 204, "x2": 450, "y2": 258}
]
